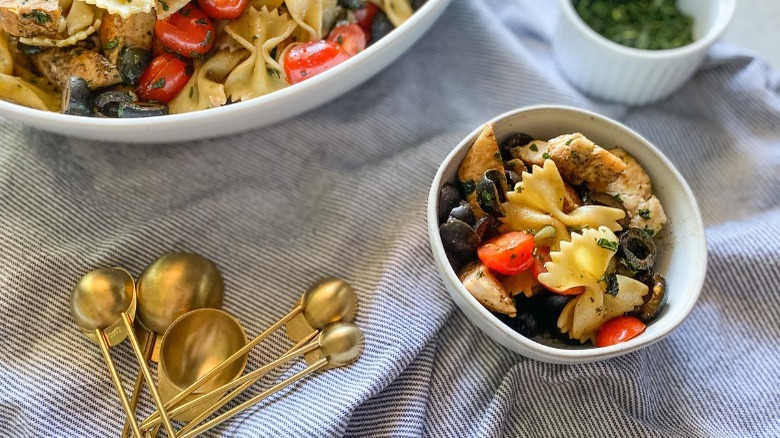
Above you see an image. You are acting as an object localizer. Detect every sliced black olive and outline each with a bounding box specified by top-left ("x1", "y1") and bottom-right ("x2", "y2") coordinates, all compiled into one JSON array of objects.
[
  {"x1": 499, "y1": 132, "x2": 534, "y2": 160},
  {"x1": 61, "y1": 77, "x2": 94, "y2": 116},
  {"x1": 505, "y1": 169, "x2": 520, "y2": 189},
  {"x1": 370, "y1": 10, "x2": 393, "y2": 42},
  {"x1": 476, "y1": 175, "x2": 504, "y2": 217},
  {"x1": 474, "y1": 215, "x2": 500, "y2": 242},
  {"x1": 16, "y1": 42, "x2": 44, "y2": 55},
  {"x1": 119, "y1": 47, "x2": 152, "y2": 86},
  {"x1": 584, "y1": 191, "x2": 630, "y2": 229},
  {"x1": 618, "y1": 228, "x2": 656, "y2": 271},
  {"x1": 448, "y1": 201, "x2": 475, "y2": 227},
  {"x1": 93, "y1": 91, "x2": 134, "y2": 117},
  {"x1": 117, "y1": 102, "x2": 169, "y2": 118},
  {"x1": 438, "y1": 183, "x2": 461, "y2": 224},
  {"x1": 483, "y1": 169, "x2": 508, "y2": 202},
  {"x1": 439, "y1": 219, "x2": 480, "y2": 266},
  {"x1": 637, "y1": 273, "x2": 667, "y2": 322}
]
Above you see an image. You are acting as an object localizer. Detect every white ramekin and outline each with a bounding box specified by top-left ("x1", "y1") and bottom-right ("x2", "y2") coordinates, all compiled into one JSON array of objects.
[{"x1": 552, "y1": 0, "x2": 736, "y2": 105}]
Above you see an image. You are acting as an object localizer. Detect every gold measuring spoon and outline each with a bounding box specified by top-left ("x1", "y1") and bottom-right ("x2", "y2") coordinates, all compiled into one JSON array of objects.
[
  {"x1": 122, "y1": 253, "x2": 225, "y2": 436},
  {"x1": 139, "y1": 277, "x2": 358, "y2": 429},
  {"x1": 70, "y1": 267, "x2": 177, "y2": 438},
  {"x1": 177, "y1": 322, "x2": 364, "y2": 438}
]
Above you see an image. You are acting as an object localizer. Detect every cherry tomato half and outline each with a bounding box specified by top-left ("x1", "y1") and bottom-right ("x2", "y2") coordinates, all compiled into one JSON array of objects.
[
  {"x1": 137, "y1": 54, "x2": 192, "y2": 103},
  {"x1": 354, "y1": 2, "x2": 379, "y2": 38},
  {"x1": 326, "y1": 23, "x2": 367, "y2": 57},
  {"x1": 477, "y1": 231, "x2": 536, "y2": 276},
  {"x1": 198, "y1": 0, "x2": 247, "y2": 20},
  {"x1": 596, "y1": 316, "x2": 646, "y2": 348},
  {"x1": 154, "y1": 5, "x2": 215, "y2": 58},
  {"x1": 283, "y1": 40, "x2": 350, "y2": 84}
]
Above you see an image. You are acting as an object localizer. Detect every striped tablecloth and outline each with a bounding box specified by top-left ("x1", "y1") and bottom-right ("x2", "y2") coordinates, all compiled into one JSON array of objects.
[{"x1": 1, "y1": 0, "x2": 778, "y2": 436}]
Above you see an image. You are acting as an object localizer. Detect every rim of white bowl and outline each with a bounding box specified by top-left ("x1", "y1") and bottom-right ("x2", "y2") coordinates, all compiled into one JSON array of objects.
[
  {"x1": 0, "y1": 0, "x2": 448, "y2": 128},
  {"x1": 427, "y1": 105, "x2": 707, "y2": 362},
  {"x1": 558, "y1": 0, "x2": 736, "y2": 59}
]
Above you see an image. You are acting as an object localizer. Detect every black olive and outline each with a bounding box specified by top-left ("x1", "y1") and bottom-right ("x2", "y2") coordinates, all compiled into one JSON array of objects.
[
  {"x1": 505, "y1": 170, "x2": 520, "y2": 189},
  {"x1": 448, "y1": 201, "x2": 475, "y2": 226},
  {"x1": 476, "y1": 175, "x2": 504, "y2": 217},
  {"x1": 439, "y1": 219, "x2": 480, "y2": 266},
  {"x1": 438, "y1": 183, "x2": 461, "y2": 224},
  {"x1": 16, "y1": 42, "x2": 44, "y2": 55},
  {"x1": 474, "y1": 215, "x2": 500, "y2": 242},
  {"x1": 636, "y1": 273, "x2": 667, "y2": 322},
  {"x1": 584, "y1": 192, "x2": 630, "y2": 229},
  {"x1": 531, "y1": 292, "x2": 574, "y2": 334},
  {"x1": 619, "y1": 228, "x2": 656, "y2": 271},
  {"x1": 499, "y1": 132, "x2": 534, "y2": 160},
  {"x1": 483, "y1": 169, "x2": 508, "y2": 202},
  {"x1": 61, "y1": 77, "x2": 94, "y2": 116},
  {"x1": 337, "y1": 0, "x2": 363, "y2": 9},
  {"x1": 93, "y1": 91, "x2": 134, "y2": 117},
  {"x1": 119, "y1": 47, "x2": 152, "y2": 86},
  {"x1": 117, "y1": 102, "x2": 168, "y2": 118},
  {"x1": 370, "y1": 10, "x2": 393, "y2": 42}
]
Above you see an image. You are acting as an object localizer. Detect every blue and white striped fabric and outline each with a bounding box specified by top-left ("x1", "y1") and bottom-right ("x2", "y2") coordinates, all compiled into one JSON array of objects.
[{"x1": 1, "y1": 0, "x2": 779, "y2": 436}]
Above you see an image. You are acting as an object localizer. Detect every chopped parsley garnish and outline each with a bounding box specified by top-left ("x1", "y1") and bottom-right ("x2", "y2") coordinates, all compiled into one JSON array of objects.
[
  {"x1": 22, "y1": 10, "x2": 51, "y2": 24},
  {"x1": 150, "y1": 77, "x2": 166, "y2": 89},
  {"x1": 460, "y1": 179, "x2": 476, "y2": 196},
  {"x1": 188, "y1": 86, "x2": 194, "y2": 98},
  {"x1": 601, "y1": 273, "x2": 619, "y2": 296},
  {"x1": 541, "y1": 152, "x2": 550, "y2": 160},
  {"x1": 267, "y1": 67, "x2": 280, "y2": 78},
  {"x1": 565, "y1": 137, "x2": 574, "y2": 146},
  {"x1": 158, "y1": 0, "x2": 169, "y2": 10},
  {"x1": 529, "y1": 143, "x2": 538, "y2": 152},
  {"x1": 638, "y1": 209, "x2": 651, "y2": 219},
  {"x1": 103, "y1": 38, "x2": 119, "y2": 50},
  {"x1": 596, "y1": 238, "x2": 619, "y2": 252}
]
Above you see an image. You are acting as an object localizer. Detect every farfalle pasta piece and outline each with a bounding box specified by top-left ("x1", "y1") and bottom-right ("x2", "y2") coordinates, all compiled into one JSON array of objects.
[
  {"x1": 501, "y1": 160, "x2": 625, "y2": 248},
  {"x1": 82, "y1": 0, "x2": 153, "y2": 19},
  {"x1": 19, "y1": 0, "x2": 102, "y2": 47},
  {"x1": 285, "y1": 0, "x2": 324, "y2": 41},
  {"x1": 169, "y1": 50, "x2": 247, "y2": 114},
  {"x1": 0, "y1": 31, "x2": 59, "y2": 110},
  {"x1": 223, "y1": 6, "x2": 294, "y2": 101},
  {"x1": 538, "y1": 226, "x2": 618, "y2": 293}
]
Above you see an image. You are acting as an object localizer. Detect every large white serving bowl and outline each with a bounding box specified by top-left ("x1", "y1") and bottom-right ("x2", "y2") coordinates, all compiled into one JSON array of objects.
[
  {"x1": 427, "y1": 105, "x2": 707, "y2": 364},
  {"x1": 0, "y1": 0, "x2": 450, "y2": 143}
]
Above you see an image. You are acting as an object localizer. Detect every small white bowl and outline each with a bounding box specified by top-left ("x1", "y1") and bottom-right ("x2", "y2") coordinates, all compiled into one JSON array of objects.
[
  {"x1": 552, "y1": 0, "x2": 735, "y2": 105},
  {"x1": 427, "y1": 105, "x2": 706, "y2": 364}
]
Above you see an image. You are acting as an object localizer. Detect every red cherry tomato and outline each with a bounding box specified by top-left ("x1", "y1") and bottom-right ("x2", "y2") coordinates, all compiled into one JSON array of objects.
[
  {"x1": 477, "y1": 231, "x2": 535, "y2": 276},
  {"x1": 354, "y1": 2, "x2": 379, "y2": 38},
  {"x1": 198, "y1": 0, "x2": 247, "y2": 20},
  {"x1": 154, "y1": 5, "x2": 215, "y2": 58},
  {"x1": 137, "y1": 54, "x2": 192, "y2": 103},
  {"x1": 283, "y1": 40, "x2": 350, "y2": 84},
  {"x1": 596, "y1": 316, "x2": 646, "y2": 348},
  {"x1": 326, "y1": 23, "x2": 367, "y2": 57},
  {"x1": 532, "y1": 246, "x2": 585, "y2": 296}
]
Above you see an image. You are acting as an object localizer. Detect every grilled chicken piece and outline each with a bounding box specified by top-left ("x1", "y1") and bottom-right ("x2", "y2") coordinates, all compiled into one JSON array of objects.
[
  {"x1": 0, "y1": 0, "x2": 61, "y2": 38},
  {"x1": 509, "y1": 139, "x2": 547, "y2": 168},
  {"x1": 459, "y1": 262, "x2": 516, "y2": 317},
  {"x1": 99, "y1": 11, "x2": 155, "y2": 64},
  {"x1": 31, "y1": 47, "x2": 122, "y2": 90},
  {"x1": 457, "y1": 123, "x2": 506, "y2": 219},
  {"x1": 592, "y1": 148, "x2": 667, "y2": 234},
  {"x1": 547, "y1": 133, "x2": 627, "y2": 187}
]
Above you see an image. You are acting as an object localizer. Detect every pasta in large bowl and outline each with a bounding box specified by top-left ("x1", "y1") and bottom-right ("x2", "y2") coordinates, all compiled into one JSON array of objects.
[{"x1": 0, "y1": 0, "x2": 449, "y2": 142}]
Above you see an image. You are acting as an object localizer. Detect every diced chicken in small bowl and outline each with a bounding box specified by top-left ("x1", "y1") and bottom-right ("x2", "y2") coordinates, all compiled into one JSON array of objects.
[{"x1": 427, "y1": 105, "x2": 706, "y2": 364}]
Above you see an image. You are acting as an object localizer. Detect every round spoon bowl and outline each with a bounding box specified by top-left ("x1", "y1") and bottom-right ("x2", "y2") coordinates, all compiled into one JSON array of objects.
[
  {"x1": 71, "y1": 267, "x2": 137, "y2": 346},
  {"x1": 318, "y1": 322, "x2": 364, "y2": 370},
  {"x1": 286, "y1": 278, "x2": 358, "y2": 343},
  {"x1": 159, "y1": 308, "x2": 247, "y2": 421}
]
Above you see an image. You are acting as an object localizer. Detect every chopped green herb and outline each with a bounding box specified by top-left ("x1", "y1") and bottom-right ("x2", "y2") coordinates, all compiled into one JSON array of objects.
[
  {"x1": 188, "y1": 86, "x2": 194, "y2": 98},
  {"x1": 103, "y1": 38, "x2": 119, "y2": 50},
  {"x1": 201, "y1": 30, "x2": 212, "y2": 46},
  {"x1": 542, "y1": 152, "x2": 550, "y2": 160},
  {"x1": 596, "y1": 238, "x2": 619, "y2": 252},
  {"x1": 267, "y1": 67, "x2": 280, "y2": 78},
  {"x1": 573, "y1": 0, "x2": 694, "y2": 50},
  {"x1": 529, "y1": 143, "x2": 538, "y2": 152},
  {"x1": 600, "y1": 272, "x2": 619, "y2": 296},
  {"x1": 493, "y1": 150, "x2": 502, "y2": 161},
  {"x1": 638, "y1": 209, "x2": 651, "y2": 219},
  {"x1": 566, "y1": 225, "x2": 584, "y2": 233},
  {"x1": 158, "y1": 0, "x2": 169, "y2": 10},
  {"x1": 150, "y1": 77, "x2": 166, "y2": 89},
  {"x1": 565, "y1": 137, "x2": 574, "y2": 146},
  {"x1": 460, "y1": 179, "x2": 476, "y2": 196},
  {"x1": 22, "y1": 10, "x2": 51, "y2": 24}
]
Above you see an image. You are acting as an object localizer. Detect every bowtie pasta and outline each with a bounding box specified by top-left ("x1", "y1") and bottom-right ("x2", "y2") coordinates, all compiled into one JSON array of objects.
[
  {"x1": 438, "y1": 124, "x2": 668, "y2": 347},
  {"x1": 0, "y1": 0, "x2": 415, "y2": 116}
]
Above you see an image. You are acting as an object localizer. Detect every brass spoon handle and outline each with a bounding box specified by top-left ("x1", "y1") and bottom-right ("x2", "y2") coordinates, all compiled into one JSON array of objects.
[
  {"x1": 139, "y1": 332, "x2": 318, "y2": 431},
  {"x1": 95, "y1": 329, "x2": 143, "y2": 438},
  {"x1": 141, "y1": 304, "x2": 303, "y2": 427},
  {"x1": 122, "y1": 332, "x2": 155, "y2": 437},
  {"x1": 175, "y1": 333, "x2": 319, "y2": 436},
  {"x1": 178, "y1": 358, "x2": 329, "y2": 438},
  {"x1": 120, "y1": 313, "x2": 177, "y2": 438}
]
